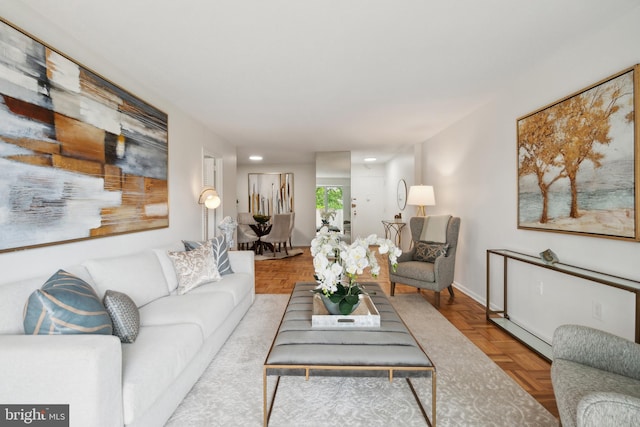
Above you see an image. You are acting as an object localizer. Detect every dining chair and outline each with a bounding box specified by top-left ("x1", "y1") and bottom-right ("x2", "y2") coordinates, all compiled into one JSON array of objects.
[
  {"x1": 236, "y1": 212, "x2": 259, "y2": 250},
  {"x1": 261, "y1": 213, "x2": 293, "y2": 257}
]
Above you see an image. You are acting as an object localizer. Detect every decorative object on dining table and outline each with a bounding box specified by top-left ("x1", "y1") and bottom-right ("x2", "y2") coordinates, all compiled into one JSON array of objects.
[
  {"x1": 311, "y1": 227, "x2": 401, "y2": 315},
  {"x1": 539, "y1": 248, "x2": 559, "y2": 265},
  {"x1": 252, "y1": 214, "x2": 271, "y2": 224}
]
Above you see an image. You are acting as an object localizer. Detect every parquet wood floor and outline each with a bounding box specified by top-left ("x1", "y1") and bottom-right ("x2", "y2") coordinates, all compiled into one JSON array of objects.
[{"x1": 253, "y1": 246, "x2": 559, "y2": 419}]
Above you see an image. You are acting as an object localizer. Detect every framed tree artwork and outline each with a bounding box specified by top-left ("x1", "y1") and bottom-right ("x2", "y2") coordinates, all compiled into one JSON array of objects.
[
  {"x1": 0, "y1": 19, "x2": 169, "y2": 252},
  {"x1": 517, "y1": 65, "x2": 639, "y2": 240}
]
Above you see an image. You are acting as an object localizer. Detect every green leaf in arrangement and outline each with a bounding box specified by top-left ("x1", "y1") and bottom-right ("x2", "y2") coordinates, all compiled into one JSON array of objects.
[
  {"x1": 338, "y1": 299, "x2": 355, "y2": 315},
  {"x1": 344, "y1": 295, "x2": 359, "y2": 305}
]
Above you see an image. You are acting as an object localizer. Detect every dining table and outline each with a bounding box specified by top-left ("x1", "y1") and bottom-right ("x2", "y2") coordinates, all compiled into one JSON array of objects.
[{"x1": 250, "y1": 223, "x2": 273, "y2": 255}]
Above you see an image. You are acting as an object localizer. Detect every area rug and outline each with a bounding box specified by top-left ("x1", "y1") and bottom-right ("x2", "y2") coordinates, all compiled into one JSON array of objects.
[
  {"x1": 254, "y1": 248, "x2": 304, "y2": 261},
  {"x1": 165, "y1": 294, "x2": 557, "y2": 426}
]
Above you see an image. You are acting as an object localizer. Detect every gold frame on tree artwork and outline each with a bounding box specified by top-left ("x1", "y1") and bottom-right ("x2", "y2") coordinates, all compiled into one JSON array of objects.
[{"x1": 517, "y1": 65, "x2": 640, "y2": 241}]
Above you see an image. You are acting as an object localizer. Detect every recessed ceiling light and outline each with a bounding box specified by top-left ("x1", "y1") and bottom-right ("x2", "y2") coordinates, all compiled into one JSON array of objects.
[
  {"x1": 364, "y1": 157, "x2": 377, "y2": 162},
  {"x1": 249, "y1": 155, "x2": 263, "y2": 161}
]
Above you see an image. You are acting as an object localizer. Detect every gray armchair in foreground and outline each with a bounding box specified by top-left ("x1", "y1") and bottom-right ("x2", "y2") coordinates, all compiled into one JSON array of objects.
[
  {"x1": 551, "y1": 324, "x2": 640, "y2": 427},
  {"x1": 389, "y1": 216, "x2": 460, "y2": 308}
]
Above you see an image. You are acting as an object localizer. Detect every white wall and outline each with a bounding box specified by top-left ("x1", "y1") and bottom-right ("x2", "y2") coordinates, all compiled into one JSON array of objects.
[
  {"x1": 236, "y1": 163, "x2": 315, "y2": 246},
  {"x1": 421, "y1": 6, "x2": 640, "y2": 342},
  {"x1": 0, "y1": 6, "x2": 238, "y2": 284},
  {"x1": 384, "y1": 147, "x2": 416, "y2": 251}
]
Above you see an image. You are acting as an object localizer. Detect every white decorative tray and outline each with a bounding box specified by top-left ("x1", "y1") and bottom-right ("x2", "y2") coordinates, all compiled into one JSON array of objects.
[{"x1": 311, "y1": 294, "x2": 380, "y2": 328}]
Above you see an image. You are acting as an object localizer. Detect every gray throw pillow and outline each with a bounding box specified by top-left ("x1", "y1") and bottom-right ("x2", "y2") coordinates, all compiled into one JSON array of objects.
[
  {"x1": 413, "y1": 242, "x2": 449, "y2": 263},
  {"x1": 183, "y1": 235, "x2": 233, "y2": 275},
  {"x1": 103, "y1": 290, "x2": 140, "y2": 343}
]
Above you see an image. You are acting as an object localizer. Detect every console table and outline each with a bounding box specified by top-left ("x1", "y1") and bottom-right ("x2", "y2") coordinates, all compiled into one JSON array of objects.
[
  {"x1": 381, "y1": 220, "x2": 406, "y2": 247},
  {"x1": 486, "y1": 249, "x2": 640, "y2": 361}
]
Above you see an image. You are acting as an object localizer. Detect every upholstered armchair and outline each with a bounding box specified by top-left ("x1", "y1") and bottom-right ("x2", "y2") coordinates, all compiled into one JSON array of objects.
[
  {"x1": 237, "y1": 212, "x2": 259, "y2": 250},
  {"x1": 389, "y1": 216, "x2": 461, "y2": 308},
  {"x1": 551, "y1": 324, "x2": 640, "y2": 427},
  {"x1": 261, "y1": 213, "x2": 293, "y2": 256}
]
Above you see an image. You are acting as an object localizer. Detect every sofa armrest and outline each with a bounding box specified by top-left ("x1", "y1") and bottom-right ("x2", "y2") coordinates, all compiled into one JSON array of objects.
[
  {"x1": 228, "y1": 250, "x2": 255, "y2": 276},
  {"x1": 578, "y1": 392, "x2": 640, "y2": 427},
  {"x1": 0, "y1": 335, "x2": 123, "y2": 427},
  {"x1": 553, "y1": 324, "x2": 640, "y2": 380}
]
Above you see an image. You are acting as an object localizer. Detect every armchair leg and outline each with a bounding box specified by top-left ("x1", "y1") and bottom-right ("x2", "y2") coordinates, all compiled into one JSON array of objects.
[
  {"x1": 447, "y1": 285, "x2": 455, "y2": 297},
  {"x1": 434, "y1": 291, "x2": 441, "y2": 309},
  {"x1": 390, "y1": 282, "x2": 396, "y2": 296}
]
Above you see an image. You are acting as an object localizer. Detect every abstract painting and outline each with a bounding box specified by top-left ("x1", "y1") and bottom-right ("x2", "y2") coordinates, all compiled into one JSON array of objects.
[
  {"x1": 0, "y1": 19, "x2": 168, "y2": 252},
  {"x1": 248, "y1": 173, "x2": 294, "y2": 216},
  {"x1": 517, "y1": 65, "x2": 638, "y2": 240}
]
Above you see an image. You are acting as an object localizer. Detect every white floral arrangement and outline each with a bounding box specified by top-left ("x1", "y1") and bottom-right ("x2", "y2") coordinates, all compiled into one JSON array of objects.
[
  {"x1": 310, "y1": 227, "x2": 402, "y2": 295},
  {"x1": 319, "y1": 209, "x2": 336, "y2": 222}
]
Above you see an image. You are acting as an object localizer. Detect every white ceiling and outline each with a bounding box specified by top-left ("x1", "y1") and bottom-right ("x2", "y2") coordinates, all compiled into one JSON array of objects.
[{"x1": 9, "y1": 0, "x2": 639, "y2": 165}]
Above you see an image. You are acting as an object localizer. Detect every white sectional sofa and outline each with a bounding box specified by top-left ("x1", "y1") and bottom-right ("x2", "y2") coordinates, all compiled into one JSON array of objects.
[{"x1": 0, "y1": 242, "x2": 255, "y2": 427}]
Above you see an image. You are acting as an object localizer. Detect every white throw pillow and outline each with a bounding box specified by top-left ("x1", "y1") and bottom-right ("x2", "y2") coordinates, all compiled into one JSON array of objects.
[{"x1": 168, "y1": 240, "x2": 221, "y2": 295}]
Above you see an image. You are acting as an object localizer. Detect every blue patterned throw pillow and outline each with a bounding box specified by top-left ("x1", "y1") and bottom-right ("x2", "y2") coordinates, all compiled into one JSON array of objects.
[
  {"x1": 23, "y1": 270, "x2": 113, "y2": 335},
  {"x1": 183, "y1": 235, "x2": 234, "y2": 275}
]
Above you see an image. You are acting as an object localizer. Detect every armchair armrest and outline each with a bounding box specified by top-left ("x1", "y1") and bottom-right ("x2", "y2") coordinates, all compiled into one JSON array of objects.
[
  {"x1": 395, "y1": 249, "x2": 415, "y2": 263},
  {"x1": 433, "y1": 252, "x2": 456, "y2": 291},
  {"x1": 552, "y1": 324, "x2": 640, "y2": 380},
  {"x1": 0, "y1": 335, "x2": 123, "y2": 427},
  {"x1": 228, "y1": 250, "x2": 255, "y2": 276},
  {"x1": 578, "y1": 392, "x2": 640, "y2": 427}
]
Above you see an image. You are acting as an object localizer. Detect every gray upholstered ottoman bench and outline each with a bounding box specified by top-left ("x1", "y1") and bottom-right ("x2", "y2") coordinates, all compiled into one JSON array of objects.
[{"x1": 263, "y1": 282, "x2": 436, "y2": 426}]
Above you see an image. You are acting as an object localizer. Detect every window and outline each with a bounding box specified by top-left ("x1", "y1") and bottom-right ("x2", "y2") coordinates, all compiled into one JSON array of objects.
[{"x1": 316, "y1": 186, "x2": 344, "y2": 231}]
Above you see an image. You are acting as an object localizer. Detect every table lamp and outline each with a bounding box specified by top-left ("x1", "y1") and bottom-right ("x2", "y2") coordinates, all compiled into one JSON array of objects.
[{"x1": 407, "y1": 185, "x2": 435, "y2": 216}]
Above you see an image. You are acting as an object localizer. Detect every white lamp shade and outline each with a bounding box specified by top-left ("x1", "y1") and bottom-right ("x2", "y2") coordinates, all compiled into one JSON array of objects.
[
  {"x1": 407, "y1": 185, "x2": 435, "y2": 206},
  {"x1": 198, "y1": 187, "x2": 221, "y2": 209}
]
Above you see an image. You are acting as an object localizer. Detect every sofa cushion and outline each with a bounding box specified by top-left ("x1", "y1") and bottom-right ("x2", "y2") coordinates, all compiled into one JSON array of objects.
[
  {"x1": 413, "y1": 241, "x2": 448, "y2": 263},
  {"x1": 121, "y1": 323, "x2": 202, "y2": 425},
  {"x1": 183, "y1": 235, "x2": 234, "y2": 276},
  {"x1": 138, "y1": 291, "x2": 235, "y2": 340},
  {"x1": 188, "y1": 273, "x2": 254, "y2": 305},
  {"x1": 103, "y1": 290, "x2": 140, "y2": 343},
  {"x1": 23, "y1": 270, "x2": 113, "y2": 335},
  {"x1": 152, "y1": 242, "x2": 187, "y2": 294},
  {"x1": 168, "y1": 241, "x2": 221, "y2": 295},
  {"x1": 83, "y1": 251, "x2": 170, "y2": 307}
]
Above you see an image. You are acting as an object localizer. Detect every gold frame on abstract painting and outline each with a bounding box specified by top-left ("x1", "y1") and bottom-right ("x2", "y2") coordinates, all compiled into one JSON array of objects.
[{"x1": 0, "y1": 18, "x2": 169, "y2": 253}]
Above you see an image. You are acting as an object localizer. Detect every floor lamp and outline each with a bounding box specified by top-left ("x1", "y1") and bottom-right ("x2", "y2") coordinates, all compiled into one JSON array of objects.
[
  {"x1": 199, "y1": 186, "x2": 221, "y2": 239},
  {"x1": 407, "y1": 185, "x2": 435, "y2": 216}
]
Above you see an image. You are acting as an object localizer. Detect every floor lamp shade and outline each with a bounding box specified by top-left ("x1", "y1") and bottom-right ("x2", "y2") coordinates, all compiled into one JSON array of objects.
[
  {"x1": 407, "y1": 185, "x2": 435, "y2": 216},
  {"x1": 199, "y1": 187, "x2": 221, "y2": 209}
]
